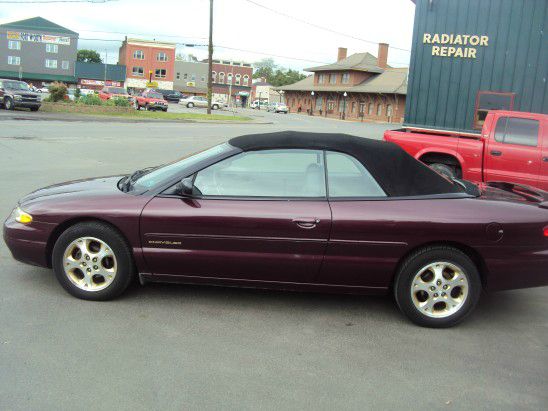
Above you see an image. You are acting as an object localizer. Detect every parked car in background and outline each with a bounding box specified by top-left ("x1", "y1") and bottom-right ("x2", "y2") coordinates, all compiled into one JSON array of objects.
[
  {"x1": 180, "y1": 95, "x2": 221, "y2": 110},
  {"x1": 36, "y1": 87, "x2": 49, "y2": 93},
  {"x1": 4, "y1": 132, "x2": 548, "y2": 328},
  {"x1": 251, "y1": 100, "x2": 269, "y2": 110},
  {"x1": 0, "y1": 79, "x2": 41, "y2": 111},
  {"x1": 67, "y1": 88, "x2": 77, "y2": 101},
  {"x1": 98, "y1": 87, "x2": 133, "y2": 102},
  {"x1": 154, "y1": 89, "x2": 184, "y2": 103},
  {"x1": 134, "y1": 89, "x2": 168, "y2": 112},
  {"x1": 267, "y1": 102, "x2": 289, "y2": 113},
  {"x1": 384, "y1": 111, "x2": 548, "y2": 191}
]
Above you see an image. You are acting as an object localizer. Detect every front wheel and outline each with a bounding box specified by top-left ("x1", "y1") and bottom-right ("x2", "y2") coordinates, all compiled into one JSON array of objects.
[
  {"x1": 4, "y1": 97, "x2": 14, "y2": 110},
  {"x1": 52, "y1": 222, "x2": 134, "y2": 300},
  {"x1": 187, "y1": 103, "x2": 194, "y2": 108},
  {"x1": 30, "y1": 107, "x2": 39, "y2": 112},
  {"x1": 394, "y1": 246, "x2": 481, "y2": 328},
  {"x1": 212, "y1": 104, "x2": 219, "y2": 110},
  {"x1": 134, "y1": 101, "x2": 141, "y2": 110}
]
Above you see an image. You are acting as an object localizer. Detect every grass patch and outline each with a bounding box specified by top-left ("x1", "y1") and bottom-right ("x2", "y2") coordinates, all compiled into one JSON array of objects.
[{"x1": 99, "y1": 110, "x2": 252, "y2": 121}]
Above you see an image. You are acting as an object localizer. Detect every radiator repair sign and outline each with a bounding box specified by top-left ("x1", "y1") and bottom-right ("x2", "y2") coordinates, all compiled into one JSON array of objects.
[
  {"x1": 7, "y1": 31, "x2": 71, "y2": 45},
  {"x1": 423, "y1": 33, "x2": 488, "y2": 58}
]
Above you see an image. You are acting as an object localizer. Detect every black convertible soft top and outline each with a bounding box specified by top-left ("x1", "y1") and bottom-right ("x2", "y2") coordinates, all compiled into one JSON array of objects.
[{"x1": 229, "y1": 131, "x2": 461, "y2": 197}]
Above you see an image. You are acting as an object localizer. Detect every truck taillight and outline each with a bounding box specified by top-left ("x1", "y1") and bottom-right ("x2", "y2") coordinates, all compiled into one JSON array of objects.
[{"x1": 544, "y1": 226, "x2": 548, "y2": 237}]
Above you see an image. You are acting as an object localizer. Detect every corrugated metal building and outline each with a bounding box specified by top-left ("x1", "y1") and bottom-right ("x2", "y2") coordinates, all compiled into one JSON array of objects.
[
  {"x1": 405, "y1": 0, "x2": 547, "y2": 133},
  {"x1": 75, "y1": 62, "x2": 126, "y2": 90}
]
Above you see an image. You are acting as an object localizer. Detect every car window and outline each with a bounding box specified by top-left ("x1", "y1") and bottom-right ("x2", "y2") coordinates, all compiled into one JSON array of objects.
[
  {"x1": 194, "y1": 149, "x2": 326, "y2": 198},
  {"x1": 132, "y1": 143, "x2": 233, "y2": 191},
  {"x1": 494, "y1": 117, "x2": 539, "y2": 147},
  {"x1": 326, "y1": 151, "x2": 386, "y2": 197}
]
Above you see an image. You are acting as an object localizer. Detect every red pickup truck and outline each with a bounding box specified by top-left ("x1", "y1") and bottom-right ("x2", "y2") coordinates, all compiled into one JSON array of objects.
[{"x1": 384, "y1": 110, "x2": 548, "y2": 191}]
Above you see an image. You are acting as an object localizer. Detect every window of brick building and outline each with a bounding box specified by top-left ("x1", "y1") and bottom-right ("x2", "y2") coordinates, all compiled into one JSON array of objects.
[
  {"x1": 8, "y1": 40, "x2": 21, "y2": 50},
  {"x1": 351, "y1": 101, "x2": 356, "y2": 113},
  {"x1": 132, "y1": 66, "x2": 144, "y2": 76},
  {"x1": 368, "y1": 103, "x2": 373, "y2": 115},
  {"x1": 157, "y1": 52, "x2": 168, "y2": 61},
  {"x1": 155, "y1": 69, "x2": 167, "y2": 78},
  {"x1": 386, "y1": 104, "x2": 393, "y2": 118},
  {"x1": 359, "y1": 102, "x2": 365, "y2": 114},
  {"x1": 243, "y1": 75, "x2": 249, "y2": 86},
  {"x1": 327, "y1": 100, "x2": 335, "y2": 111},
  {"x1": 212, "y1": 71, "x2": 216, "y2": 81},
  {"x1": 45, "y1": 59, "x2": 57, "y2": 69},
  {"x1": 316, "y1": 96, "x2": 323, "y2": 110},
  {"x1": 235, "y1": 74, "x2": 241, "y2": 85},
  {"x1": 376, "y1": 104, "x2": 382, "y2": 116},
  {"x1": 133, "y1": 50, "x2": 144, "y2": 60},
  {"x1": 227, "y1": 73, "x2": 233, "y2": 84},
  {"x1": 318, "y1": 73, "x2": 325, "y2": 84},
  {"x1": 46, "y1": 43, "x2": 58, "y2": 53},
  {"x1": 8, "y1": 56, "x2": 20, "y2": 65},
  {"x1": 329, "y1": 73, "x2": 337, "y2": 84},
  {"x1": 219, "y1": 72, "x2": 225, "y2": 83},
  {"x1": 342, "y1": 73, "x2": 350, "y2": 84}
]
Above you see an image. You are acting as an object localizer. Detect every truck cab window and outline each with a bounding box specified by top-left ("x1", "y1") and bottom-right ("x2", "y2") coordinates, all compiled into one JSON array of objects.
[{"x1": 494, "y1": 117, "x2": 539, "y2": 147}]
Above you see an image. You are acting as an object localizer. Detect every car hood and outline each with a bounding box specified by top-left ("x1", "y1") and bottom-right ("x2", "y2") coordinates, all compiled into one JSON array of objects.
[
  {"x1": 19, "y1": 175, "x2": 125, "y2": 206},
  {"x1": 8, "y1": 90, "x2": 40, "y2": 97}
]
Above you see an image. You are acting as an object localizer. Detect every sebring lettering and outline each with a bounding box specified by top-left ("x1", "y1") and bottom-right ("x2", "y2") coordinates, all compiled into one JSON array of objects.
[{"x1": 423, "y1": 33, "x2": 488, "y2": 59}]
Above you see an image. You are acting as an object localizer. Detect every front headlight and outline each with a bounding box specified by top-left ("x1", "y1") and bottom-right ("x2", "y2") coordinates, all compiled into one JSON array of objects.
[{"x1": 12, "y1": 207, "x2": 33, "y2": 224}]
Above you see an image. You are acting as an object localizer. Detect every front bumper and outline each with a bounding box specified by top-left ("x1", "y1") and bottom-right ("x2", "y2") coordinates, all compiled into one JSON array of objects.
[
  {"x1": 3, "y1": 216, "x2": 55, "y2": 268},
  {"x1": 14, "y1": 101, "x2": 41, "y2": 109}
]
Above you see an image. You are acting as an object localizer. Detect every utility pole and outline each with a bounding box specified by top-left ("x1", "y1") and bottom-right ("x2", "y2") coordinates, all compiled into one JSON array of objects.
[{"x1": 206, "y1": 0, "x2": 214, "y2": 115}]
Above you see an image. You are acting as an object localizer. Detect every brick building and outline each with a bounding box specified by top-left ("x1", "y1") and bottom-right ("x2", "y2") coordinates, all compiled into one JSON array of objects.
[
  {"x1": 118, "y1": 38, "x2": 175, "y2": 91},
  {"x1": 278, "y1": 45, "x2": 407, "y2": 123},
  {"x1": 206, "y1": 59, "x2": 253, "y2": 106}
]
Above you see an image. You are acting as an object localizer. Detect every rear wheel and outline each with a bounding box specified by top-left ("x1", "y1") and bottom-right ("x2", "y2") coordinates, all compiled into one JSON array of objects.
[
  {"x1": 187, "y1": 102, "x2": 194, "y2": 108},
  {"x1": 429, "y1": 163, "x2": 456, "y2": 179},
  {"x1": 394, "y1": 246, "x2": 481, "y2": 328},
  {"x1": 52, "y1": 222, "x2": 134, "y2": 300},
  {"x1": 134, "y1": 100, "x2": 141, "y2": 110},
  {"x1": 212, "y1": 104, "x2": 219, "y2": 110}
]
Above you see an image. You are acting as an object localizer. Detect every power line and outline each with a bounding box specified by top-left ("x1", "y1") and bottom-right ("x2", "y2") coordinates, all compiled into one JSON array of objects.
[
  {"x1": 241, "y1": 0, "x2": 411, "y2": 53},
  {"x1": 0, "y1": 0, "x2": 117, "y2": 3}
]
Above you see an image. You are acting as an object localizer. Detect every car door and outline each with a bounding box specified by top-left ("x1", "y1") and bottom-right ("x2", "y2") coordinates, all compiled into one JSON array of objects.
[
  {"x1": 317, "y1": 151, "x2": 408, "y2": 289},
  {"x1": 483, "y1": 114, "x2": 542, "y2": 187},
  {"x1": 140, "y1": 149, "x2": 332, "y2": 283}
]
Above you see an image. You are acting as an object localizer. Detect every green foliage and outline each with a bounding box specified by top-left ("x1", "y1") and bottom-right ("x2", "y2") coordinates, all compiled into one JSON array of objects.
[
  {"x1": 77, "y1": 49, "x2": 102, "y2": 63},
  {"x1": 110, "y1": 97, "x2": 131, "y2": 107},
  {"x1": 48, "y1": 82, "x2": 68, "y2": 102},
  {"x1": 77, "y1": 93, "x2": 103, "y2": 105},
  {"x1": 74, "y1": 88, "x2": 82, "y2": 99},
  {"x1": 252, "y1": 58, "x2": 306, "y2": 86}
]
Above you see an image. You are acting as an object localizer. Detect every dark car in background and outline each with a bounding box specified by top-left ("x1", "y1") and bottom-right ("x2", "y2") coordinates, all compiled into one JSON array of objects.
[
  {"x1": 0, "y1": 79, "x2": 41, "y2": 111},
  {"x1": 154, "y1": 89, "x2": 184, "y2": 103}
]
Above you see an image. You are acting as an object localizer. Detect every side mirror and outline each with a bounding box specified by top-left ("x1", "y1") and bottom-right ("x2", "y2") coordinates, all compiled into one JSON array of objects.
[{"x1": 177, "y1": 177, "x2": 194, "y2": 196}]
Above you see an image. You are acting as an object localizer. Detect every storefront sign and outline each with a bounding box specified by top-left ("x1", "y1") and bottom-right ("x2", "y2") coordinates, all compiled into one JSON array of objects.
[
  {"x1": 80, "y1": 79, "x2": 122, "y2": 87},
  {"x1": 146, "y1": 81, "x2": 159, "y2": 88},
  {"x1": 7, "y1": 31, "x2": 71, "y2": 45},
  {"x1": 423, "y1": 33, "x2": 488, "y2": 58}
]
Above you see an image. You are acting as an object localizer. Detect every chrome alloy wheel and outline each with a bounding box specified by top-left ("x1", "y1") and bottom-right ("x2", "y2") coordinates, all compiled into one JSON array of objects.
[
  {"x1": 63, "y1": 237, "x2": 117, "y2": 292},
  {"x1": 410, "y1": 261, "x2": 469, "y2": 318}
]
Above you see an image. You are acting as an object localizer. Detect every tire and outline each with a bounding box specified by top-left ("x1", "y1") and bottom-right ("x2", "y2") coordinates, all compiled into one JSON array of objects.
[
  {"x1": 429, "y1": 163, "x2": 456, "y2": 179},
  {"x1": 145, "y1": 104, "x2": 150, "y2": 111},
  {"x1": 30, "y1": 107, "x2": 39, "y2": 112},
  {"x1": 4, "y1": 97, "x2": 14, "y2": 110},
  {"x1": 187, "y1": 103, "x2": 194, "y2": 108},
  {"x1": 394, "y1": 246, "x2": 481, "y2": 328},
  {"x1": 52, "y1": 221, "x2": 134, "y2": 301},
  {"x1": 162, "y1": 108, "x2": 168, "y2": 112},
  {"x1": 212, "y1": 104, "x2": 219, "y2": 110},
  {"x1": 135, "y1": 101, "x2": 141, "y2": 110}
]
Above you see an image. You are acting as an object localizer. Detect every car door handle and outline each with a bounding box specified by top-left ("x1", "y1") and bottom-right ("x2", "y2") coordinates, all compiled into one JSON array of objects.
[
  {"x1": 490, "y1": 150, "x2": 502, "y2": 156},
  {"x1": 292, "y1": 218, "x2": 320, "y2": 229}
]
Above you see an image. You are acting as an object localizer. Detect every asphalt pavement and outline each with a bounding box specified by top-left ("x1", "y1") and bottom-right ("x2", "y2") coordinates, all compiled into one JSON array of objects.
[{"x1": 0, "y1": 109, "x2": 546, "y2": 411}]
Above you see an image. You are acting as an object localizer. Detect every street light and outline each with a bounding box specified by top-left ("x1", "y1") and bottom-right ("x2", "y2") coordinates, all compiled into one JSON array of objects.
[
  {"x1": 310, "y1": 91, "x2": 314, "y2": 115},
  {"x1": 342, "y1": 91, "x2": 347, "y2": 120}
]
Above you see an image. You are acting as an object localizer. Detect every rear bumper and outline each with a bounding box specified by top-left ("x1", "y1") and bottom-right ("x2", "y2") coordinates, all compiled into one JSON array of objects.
[{"x1": 480, "y1": 246, "x2": 548, "y2": 291}]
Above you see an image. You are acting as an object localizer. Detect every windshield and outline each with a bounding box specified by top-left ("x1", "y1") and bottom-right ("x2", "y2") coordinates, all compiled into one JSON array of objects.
[
  {"x1": 4, "y1": 81, "x2": 30, "y2": 91},
  {"x1": 108, "y1": 87, "x2": 127, "y2": 95},
  {"x1": 130, "y1": 143, "x2": 233, "y2": 191},
  {"x1": 147, "y1": 91, "x2": 163, "y2": 99}
]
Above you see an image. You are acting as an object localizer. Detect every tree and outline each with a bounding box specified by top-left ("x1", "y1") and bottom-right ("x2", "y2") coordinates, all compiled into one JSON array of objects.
[
  {"x1": 269, "y1": 69, "x2": 307, "y2": 87},
  {"x1": 253, "y1": 58, "x2": 276, "y2": 80},
  {"x1": 77, "y1": 49, "x2": 102, "y2": 63}
]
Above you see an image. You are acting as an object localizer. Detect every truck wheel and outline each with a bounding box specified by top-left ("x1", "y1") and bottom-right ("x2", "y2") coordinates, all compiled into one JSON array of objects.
[
  {"x1": 430, "y1": 163, "x2": 456, "y2": 179},
  {"x1": 30, "y1": 107, "x2": 39, "y2": 112},
  {"x1": 187, "y1": 103, "x2": 194, "y2": 108},
  {"x1": 4, "y1": 97, "x2": 14, "y2": 110},
  {"x1": 145, "y1": 104, "x2": 150, "y2": 111}
]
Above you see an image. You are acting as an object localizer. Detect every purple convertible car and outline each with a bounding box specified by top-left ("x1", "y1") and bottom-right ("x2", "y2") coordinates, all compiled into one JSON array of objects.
[{"x1": 4, "y1": 132, "x2": 548, "y2": 327}]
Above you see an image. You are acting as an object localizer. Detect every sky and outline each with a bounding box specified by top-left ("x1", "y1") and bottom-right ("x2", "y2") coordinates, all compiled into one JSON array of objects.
[{"x1": 0, "y1": 0, "x2": 416, "y2": 71}]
